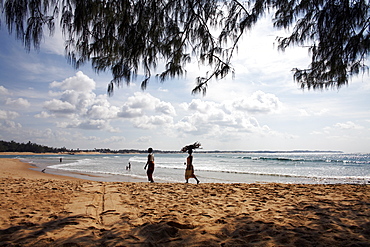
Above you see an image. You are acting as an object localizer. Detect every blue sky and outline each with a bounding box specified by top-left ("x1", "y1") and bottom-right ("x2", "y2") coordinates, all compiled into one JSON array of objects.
[{"x1": 1, "y1": 16, "x2": 369, "y2": 153}]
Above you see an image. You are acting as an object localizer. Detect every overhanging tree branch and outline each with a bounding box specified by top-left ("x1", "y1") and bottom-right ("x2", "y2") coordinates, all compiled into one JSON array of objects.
[{"x1": 0, "y1": 0, "x2": 368, "y2": 94}]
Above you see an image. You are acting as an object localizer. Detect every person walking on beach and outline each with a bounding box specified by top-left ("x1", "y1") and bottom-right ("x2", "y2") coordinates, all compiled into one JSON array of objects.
[
  {"x1": 144, "y1": 147, "x2": 155, "y2": 183},
  {"x1": 182, "y1": 142, "x2": 201, "y2": 184},
  {"x1": 185, "y1": 149, "x2": 200, "y2": 184}
]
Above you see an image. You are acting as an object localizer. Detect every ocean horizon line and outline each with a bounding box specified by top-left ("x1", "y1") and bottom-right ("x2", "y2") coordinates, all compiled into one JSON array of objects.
[{"x1": 0, "y1": 149, "x2": 346, "y2": 155}]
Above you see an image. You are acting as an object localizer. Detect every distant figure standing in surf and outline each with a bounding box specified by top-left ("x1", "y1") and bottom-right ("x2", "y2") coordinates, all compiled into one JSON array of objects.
[
  {"x1": 126, "y1": 162, "x2": 131, "y2": 170},
  {"x1": 144, "y1": 147, "x2": 155, "y2": 183},
  {"x1": 182, "y1": 142, "x2": 201, "y2": 184}
]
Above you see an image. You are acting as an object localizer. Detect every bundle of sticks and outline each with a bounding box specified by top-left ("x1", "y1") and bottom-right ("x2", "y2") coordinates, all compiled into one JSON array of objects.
[{"x1": 181, "y1": 142, "x2": 201, "y2": 152}]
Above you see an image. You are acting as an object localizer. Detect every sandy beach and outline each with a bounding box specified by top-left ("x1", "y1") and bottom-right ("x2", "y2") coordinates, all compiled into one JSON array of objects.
[{"x1": 0, "y1": 158, "x2": 369, "y2": 246}]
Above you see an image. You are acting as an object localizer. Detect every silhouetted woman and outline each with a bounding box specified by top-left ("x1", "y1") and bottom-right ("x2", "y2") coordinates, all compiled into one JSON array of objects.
[
  {"x1": 181, "y1": 142, "x2": 201, "y2": 184},
  {"x1": 144, "y1": 147, "x2": 155, "y2": 182},
  {"x1": 185, "y1": 149, "x2": 200, "y2": 184}
]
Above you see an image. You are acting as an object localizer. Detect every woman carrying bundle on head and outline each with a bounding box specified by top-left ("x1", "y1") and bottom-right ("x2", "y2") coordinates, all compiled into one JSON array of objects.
[{"x1": 182, "y1": 142, "x2": 201, "y2": 184}]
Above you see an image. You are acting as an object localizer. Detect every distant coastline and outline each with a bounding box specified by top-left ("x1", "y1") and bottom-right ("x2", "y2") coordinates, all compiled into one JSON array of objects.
[{"x1": 0, "y1": 140, "x2": 345, "y2": 155}]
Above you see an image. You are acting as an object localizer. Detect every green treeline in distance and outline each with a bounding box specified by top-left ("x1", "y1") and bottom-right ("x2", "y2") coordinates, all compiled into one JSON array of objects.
[
  {"x1": 0, "y1": 140, "x2": 342, "y2": 154},
  {"x1": 0, "y1": 140, "x2": 146, "y2": 154},
  {"x1": 0, "y1": 140, "x2": 65, "y2": 153}
]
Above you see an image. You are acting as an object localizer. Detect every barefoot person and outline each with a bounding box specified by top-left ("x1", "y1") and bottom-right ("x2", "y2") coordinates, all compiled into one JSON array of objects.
[
  {"x1": 181, "y1": 142, "x2": 201, "y2": 184},
  {"x1": 185, "y1": 149, "x2": 200, "y2": 184},
  {"x1": 144, "y1": 147, "x2": 155, "y2": 183}
]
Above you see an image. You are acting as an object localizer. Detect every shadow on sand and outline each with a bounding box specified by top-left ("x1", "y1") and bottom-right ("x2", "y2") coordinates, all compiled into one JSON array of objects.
[{"x1": 0, "y1": 179, "x2": 369, "y2": 246}]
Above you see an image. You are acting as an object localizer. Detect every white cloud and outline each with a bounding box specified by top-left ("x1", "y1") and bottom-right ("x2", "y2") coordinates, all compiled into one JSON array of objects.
[
  {"x1": 40, "y1": 72, "x2": 121, "y2": 131},
  {"x1": 50, "y1": 71, "x2": 95, "y2": 92},
  {"x1": 298, "y1": 109, "x2": 310, "y2": 117},
  {"x1": 298, "y1": 108, "x2": 329, "y2": 117},
  {"x1": 187, "y1": 99, "x2": 212, "y2": 113},
  {"x1": 102, "y1": 136, "x2": 126, "y2": 143},
  {"x1": 0, "y1": 120, "x2": 22, "y2": 129},
  {"x1": 5, "y1": 98, "x2": 31, "y2": 108},
  {"x1": 56, "y1": 118, "x2": 80, "y2": 128},
  {"x1": 232, "y1": 90, "x2": 281, "y2": 114},
  {"x1": 0, "y1": 109, "x2": 19, "y2": 120},
  {"x1": 34, "y1": 111, "x2": 53, "y2": 118},
  {"x1": 57, "y1": 119, "x2": 118, "y2": 132},
  {"x1": 155, "y1": 101, "x2": 176, "y2": 116},
  {"x1": 311, "y1": 121, "x2": 365, "y2": 136},
  {"x1": 174, "y1": 120, "x2": 198, "y2": 134},
  {"x1": 43, "y1": 99, "x2": 76, "y2": 114},
  {"x1": 117, "y1": 92, "x2": 176, "y2": 122},
  {"x1": 174, "y1": 92, "x2": 281, "y2": 138},
  {"x1": 86, "y1": 95, "x2": 120, "y2": 119},
  {"x1": 136, "y1": 136, "x2": 152, "y2": 143},
  {"x1": 333, "y1": 121, "x2": 364, "y2": 130},
  {"x1": 42, "y1": 74, "x2": 178, "y2": 132},
  {"x1": 118, "y1": 105, "x2": 143, "y2": 118},
  {"x1": 126, "y1": 92, "x2": 158, "y2": 109},
  {"x1": 87, "y1": 104, "x2": 119, "y2": 119},
  {"x1": 76, "y1": 119, "x2": 109, "y2": 130},
  {"x1": 133, "y1": 115, "x2": 173, "y2": 129},
  {"x1": 158, "y1": 87, "x2": 169, "y2": 92},
  {"x1": 0, "y1": 86, "x2": 11, "y2": 95},
  {"x1": 310, "y1": 130, "x2": 324, "y2": 135}
]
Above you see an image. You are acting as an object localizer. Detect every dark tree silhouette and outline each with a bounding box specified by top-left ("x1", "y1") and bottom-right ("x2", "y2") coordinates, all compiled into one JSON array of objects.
[
  {"x1": 0, "y1": 140, "x2": 62, "y2": 153},
  {"x1": 1, "y1": 0, "x2": 369, "y2": 94}
]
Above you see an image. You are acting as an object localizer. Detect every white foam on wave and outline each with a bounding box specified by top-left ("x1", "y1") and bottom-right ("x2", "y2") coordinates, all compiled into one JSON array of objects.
[{"x1": 22, "y1": 152, "x2": 370, "y2": 184}]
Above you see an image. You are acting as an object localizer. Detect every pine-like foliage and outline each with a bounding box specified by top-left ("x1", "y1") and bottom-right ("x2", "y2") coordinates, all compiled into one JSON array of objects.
[
  {"x1": 273, "y1": 0, "x2": 369, "y2": 89},
  {"x1": 1, "y1": 0, "x2": 368, "y2": 93}
]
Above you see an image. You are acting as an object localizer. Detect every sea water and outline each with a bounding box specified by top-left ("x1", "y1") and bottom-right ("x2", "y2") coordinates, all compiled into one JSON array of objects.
[{"x1": 3, "y1": 152, "x2": 370, "y2": 184}]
